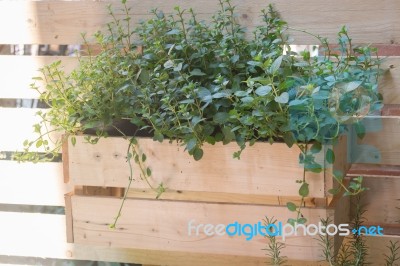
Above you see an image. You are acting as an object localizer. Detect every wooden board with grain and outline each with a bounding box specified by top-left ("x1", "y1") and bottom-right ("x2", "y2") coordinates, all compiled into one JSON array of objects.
[
  {"x1": 0, "y1": 55, "x2": 78, "y2": 99},
  {"x1": 0, "y1": 108, "x2": 61, "y2": 151},
  {"x1": 69, "y1": 194, "x2": 349, "y2": 262},
  {"x1": 65, "y1": 135, "x2": 349, "y2": 198},
  {"x1": 0, "y1": 1, "x2": 399, "y2": 45},
  {"x1": 0, "y1": 160, "x2": 67, "y2": 206},
  {"x1": 352, "y1": 117, "x2": 400, "y2": 165},
  {"x1": 0, "y1": 210, "x2": 398, "y2": 265}
]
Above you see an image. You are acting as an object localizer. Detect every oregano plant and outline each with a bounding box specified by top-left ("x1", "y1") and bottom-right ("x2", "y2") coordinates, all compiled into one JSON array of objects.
[{"x1": 16, "y1": 0, "x2": 383, "y2": 225}]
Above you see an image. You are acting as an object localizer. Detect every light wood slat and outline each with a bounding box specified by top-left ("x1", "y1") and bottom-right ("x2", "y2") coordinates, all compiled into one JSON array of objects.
[
  {"x1": 380, "y1": 57, "x2": 400, "y2": 104},
  {"x1": 70, "y1": 195, "x2": 346, "y2": 261},
  {"x1": 0, "y1": 55, "x2": 78, "y2": 99},
  {"x1": 353, "y1": 117, "x2": 400, "y2": 165},
  {"x1": 0, "y1": 108, "x2": 61, "y2": 151},
  {"x1": 358, "y1": 176, "x2": 400, "y2": 224},
  {"x1": 125, "y1": 188, "x2": 331, "y2": 207},
  {"x1": 0, "y1": 211, "x2": 395, "y2": 265},
  {"x1": 0, "y1": 210, "x2": 328, "y2": 265},
  {"x1": 66, "y1": 135, "x2": 348, "y2": 198},
  {"x1": 0, "y1": 161, "x2": 68, "y2": 206},
  {"x1": 0, "y1": 1, "x2": 399, "y2": 45}
]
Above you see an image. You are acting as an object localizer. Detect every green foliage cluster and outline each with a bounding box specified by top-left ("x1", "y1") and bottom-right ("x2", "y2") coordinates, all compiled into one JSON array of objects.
[
  {"x1": 16, "y1": 0, "x2": 383, "y2": 224},
  {"x1": 266, "y1": 195, "x2": 400, "y2": 266}
]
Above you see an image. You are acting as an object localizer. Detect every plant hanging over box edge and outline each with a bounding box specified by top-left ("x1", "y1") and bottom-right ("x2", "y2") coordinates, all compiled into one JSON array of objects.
[{"x1": 15, "y1": 0, "x2": 383, "y2": 226}]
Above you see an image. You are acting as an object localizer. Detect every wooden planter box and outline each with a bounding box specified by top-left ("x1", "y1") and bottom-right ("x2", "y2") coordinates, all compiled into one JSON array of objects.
[{"x1": 64, "y1": 135, "x2": 350, "y2": 263}]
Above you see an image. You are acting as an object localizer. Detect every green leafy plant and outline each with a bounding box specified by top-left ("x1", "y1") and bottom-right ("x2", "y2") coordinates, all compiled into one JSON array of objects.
[
  {"x1": 263, "y1": 216, "x2": 287, "y2": 266},
  {"x1": 17, "y1": 0, "x2": 383, "y2": 225},
  {"x1": 267, "y1": 193, "x2": 399, "y2": 265}
]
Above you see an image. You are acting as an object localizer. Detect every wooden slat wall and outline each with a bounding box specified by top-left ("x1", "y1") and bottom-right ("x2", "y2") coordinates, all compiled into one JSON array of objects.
[
  {"x1": 0, "y1": 56, "x2": 78, "y2": 99},
  {"x1": 0, "y1": 0, "x2": 399, "y2": 265},
  {"x1": 0, "y1": 0, "x2": 399, "y2": 45}
]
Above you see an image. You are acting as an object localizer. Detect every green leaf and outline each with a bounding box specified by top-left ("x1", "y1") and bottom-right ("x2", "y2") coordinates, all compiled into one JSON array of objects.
[
  {"x1": 310, "y1": 142, "x2": 322, "y2": 154},
  {"x1": 289, "y1": 98, "x2": 307, "y2": 106},
  {"x1": 142, "y1": 153, "x2": 147, "y2": 162},
  {"x1": 326, "y1": 148, "x2": 335, "y2": 164},
  {"x1": 328, "y1": 188, "x2": 340, "y2": 195},
  {"x1": 198, "y1": 87, "x2": 212, "y2": 100},
  {"x1": 287, "y1": 218, "x2": 296, "y2": 226},
  {"x1": 190, "y1": 68, "x2": 206, "y2": 76},
  {"x1": 274, "y1": 92, "x2": 289, "y2": 104},
  {"x1": 283, "y1": 131, "x2": 295, "y2": 148},
  {"x1": 343, "y1": 81, "x2": 362, "y2": 92},
  {"x1": 71, "y1": 136, "x2": 76, "y2": 146},
  {"x1": 299, "y1": 182, "x2": 309, "y2": 197},
  {"x1": 166, "y1": 29, "x2": 180, "y2": 35},
  {"x1": 234, "y1": 90, "x2": 248, "y2": 97},
  {"x1": 213, "y1": 92, "x2": 228, "y2": 99},
  {"x1": 255, "y1": 85, "x2": 272, "y2": 96},
  {"x1": 297, "y1": 217, "x2": 307, "y2": 224},
  {"x1": 163, "y1": 60, "x2": 174, "y2": 69},
  {"x1": 333, "y1": 169, "x2": 344, "y2": 182},
  {"x1": 146, "y1": 167, "x2": 152, "y2": 176},
  {"x1": 286, "y1": 202, "x2": 297, "y2": 212},
  {"x1": 153, "y1": 131, "x2": 164, "y2": 142},
  {"x1": 193, "y1": 147, "x2": 204, "y2": 161},
  {"x1": 213, "y1": 112, "x2": 230, "y2": 124},
  {"x1": 354, "y1": 122, "x2": 366, "y2": 139},
  {"x1": 222, "y1": 127, "x2": 235, "y2": 143},
  {"x1": 270, "y1": 55, "x2": 283, "y2": 74},
  {"x1": 186, "y1": 138, "x2": 197, "y2": 152},
  {"x1": 180, "y1": 99, "x2": 195, "y2": 104},
  {"x1": 36, "y1": 140, "x2": 43, "y2": 148},
  {"x1": 241, "y1": 96, "x2": 254, "y2": 103},
  {"x1": 231, "y1": 54, "x2": 239, "y2": 63}
]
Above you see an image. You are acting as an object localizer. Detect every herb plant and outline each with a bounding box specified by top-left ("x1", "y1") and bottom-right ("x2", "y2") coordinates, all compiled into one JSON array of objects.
[{"x1": 17, "y1": 0, "x2": 382, "y2": 225}]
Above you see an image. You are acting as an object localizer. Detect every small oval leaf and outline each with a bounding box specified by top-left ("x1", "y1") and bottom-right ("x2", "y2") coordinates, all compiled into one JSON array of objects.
[{"x1": 287, "y1": 202, "x2": 297, "y2": 212}]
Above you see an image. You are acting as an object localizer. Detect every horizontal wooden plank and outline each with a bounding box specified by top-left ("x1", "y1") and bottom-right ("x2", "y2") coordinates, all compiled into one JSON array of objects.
[
  {"x1": 352, "y1": 117, "x2": 400, "y2": 165},
  {"x1": 380, "y1": 57, "x2": 400, "y2": 104},
  {"x1": 0, "y1": 107, "x2": 61, "y2": 151},
  {"x1": 0, "y1": 160, "x2": 68, "y2": 206},
  {"x1": 66, "y1": 135, "x2": 349, "y2": 198},
  {"x1": 125, "y1": 188, "x2": 331, "y2": 207},
  {"x1": 0, "y1": 210, "x2": 329, "y2": 265},
  {"x1": 349, "y1": 164, "x2": 400, "y2": 177},
  {"x1": 0, "y1": 1, "x2": 399, "y2": 45},
  {"x1": 0, "y1": 55, "x2": 78, "y2": 99},
  {"x1": 357, "y1": 176, "x2": 400, "y2": 224},
  {"x1": 0, "y1": 210, "x2": 395, "y2": 265},
  {"x1": 70, "y1": 195, "x2": 347, "y2": 261}
]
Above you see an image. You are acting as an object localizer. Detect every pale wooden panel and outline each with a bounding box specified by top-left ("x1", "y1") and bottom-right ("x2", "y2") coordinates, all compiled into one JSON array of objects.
[
  {"x1": 0, "y1": 209, "x2": 328, "y2": 265},
  {"x1": 125, "y1": 188, "x2": 331, "y2": 207},
  {"x1": 353, "y1": 117, "x2": 400, "y2": 165},
  {"x1": 0, "y1": 1, "x2": 399, "y2": 45},
  {"x1": 0, "y1": 160, "x2": 68, "y2": 206},
  {"x1": 66, "y1": 135, "x2": 337, "y2": 197},
  {"x1": 0, "y1": 55, "x2": 78, "y2": 99},
  {"x1": 0, "y1": 108, "x2": 61, "y2": 151},
  {"x1": 71, "y1": 195, "x2": 343, "y2": 261},
  {"x1": 358, "y1": 176, "x2": 400, "y2": 224},
  {"x1": 380, "y1": 57, "x2": 400, "y2": 104},
  {"x1": 0, "y1": 211, "x2": 393, "y2": 265}
]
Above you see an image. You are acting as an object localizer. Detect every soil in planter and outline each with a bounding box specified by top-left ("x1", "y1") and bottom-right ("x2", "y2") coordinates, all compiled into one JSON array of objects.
[{"x1": 83, "y1": 119, "x2": 153, "y2": 137}]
